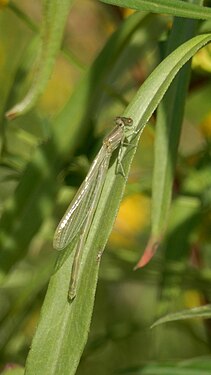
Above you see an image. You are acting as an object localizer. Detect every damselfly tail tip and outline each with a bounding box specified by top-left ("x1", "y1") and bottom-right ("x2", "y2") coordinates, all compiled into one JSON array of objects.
[{"x1": 68, "y1": 290, "x2": 76, "y2": 302}]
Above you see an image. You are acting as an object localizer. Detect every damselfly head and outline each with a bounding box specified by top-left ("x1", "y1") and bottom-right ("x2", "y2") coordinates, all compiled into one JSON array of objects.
[{"x1": 115, "y1": 116, "x2": 133, "y2": 128}]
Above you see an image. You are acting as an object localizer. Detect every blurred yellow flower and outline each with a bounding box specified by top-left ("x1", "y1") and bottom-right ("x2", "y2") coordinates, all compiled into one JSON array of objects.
[
  {"x1": 192, "y1": 44, "x2": 211, "y2": 73},
  {"x1": 38, "y1": 57, "x2": 75, "y2": 115},
  {"x1": 0, "y1": 0, "x2": 8, "y2": 8},
  {"x1": 122, "y1": 8, "x2": 135, "y2": 18},
  {"x1": 200, "y1": 113, "x2": 211, "y2": 139},
  {"x1": 183, "y1": 289, "x2": 204, "y2": 310},
  {"x1": 109, "y1": 193, "x2": 151, "y2": 248}
]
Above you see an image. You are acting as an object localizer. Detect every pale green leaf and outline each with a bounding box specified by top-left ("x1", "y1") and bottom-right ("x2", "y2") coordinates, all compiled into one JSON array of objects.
[
  {"x1": 6, "y1": 0, "x2": 74, "y2": 119},
  {"x1": 152, "y1": 304, "x2": 211, "y2": 328},
  {"x1": 101, "y1": 0, "x2": 211, "y2": 20}
]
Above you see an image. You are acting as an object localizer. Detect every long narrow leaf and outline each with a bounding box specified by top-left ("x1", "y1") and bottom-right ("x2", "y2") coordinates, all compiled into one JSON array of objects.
[
  {"x1": 152, "y1": 304, "x2": 211, "y2": 328},
  {"x1": 135, "y1": 1, "x2": 202, "y2": 268},
  {"x1": 5, "y1": 0, "x2": 74, "y2": 119},
  {"x1": 101, "y1": 0, "x2": 211, "y2": 20}
]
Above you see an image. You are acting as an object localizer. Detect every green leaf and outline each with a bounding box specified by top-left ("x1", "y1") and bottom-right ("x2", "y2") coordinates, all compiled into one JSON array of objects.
[
  {"x1": 0, "y1": 9, "x2": 31, "y2": 120},
  {"x1": 149, "y1": 5, "x2": 201, "y2": 255},
  {"x1": 156, "y1": 196, "x2": 200, "y2": 313},
  {"x1": 152, "y1": 304, "x2": 211, "y2": 328},
  {"x1": 117, "y1": 360, "x2": 211, "y2": 374},
  {"x1": 5, "y1": 0, "x2": 74, "y2": 119},
  {"x1": 0, "y1": 256, "x2": 54, "y2": 351},
  {"x1": 25, "y1": 34, "x2": 211, "y2": 375},
  {"x1": 101, "y1": 0, "x2": 211, "y2": 20}
]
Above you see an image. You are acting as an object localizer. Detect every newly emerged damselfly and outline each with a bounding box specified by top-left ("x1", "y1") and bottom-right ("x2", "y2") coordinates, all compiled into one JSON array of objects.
[{"x1": 53, "y1": 116, "x2": 134, "y2": 300}]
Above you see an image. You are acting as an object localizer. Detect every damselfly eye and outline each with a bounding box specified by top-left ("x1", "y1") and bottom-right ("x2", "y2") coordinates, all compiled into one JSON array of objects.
[
  {"x1": 115, "y1": 116, "x2": 122, "y2": 126},
  {"x1": 124, "y1": 117, "x2": 133, "y2": 126},
  {"x1": 115, "y1": 116, "x2": 133, "y2": 127}
]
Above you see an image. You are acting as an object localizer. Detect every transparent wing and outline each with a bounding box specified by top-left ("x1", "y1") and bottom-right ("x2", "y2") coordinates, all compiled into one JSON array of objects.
[
  {"x1": 68, "y1": 155, "x2": 111, "y2": 299},
  {"x1": 53, "y1": 147, "x2": 108, "y2": 250}
]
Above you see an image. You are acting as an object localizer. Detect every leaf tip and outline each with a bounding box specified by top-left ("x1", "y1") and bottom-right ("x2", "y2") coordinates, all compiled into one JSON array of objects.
[
  {"x1": 134, "y1": 236, "x2": 161, "y2": 270},
  {"x1": 5, "y1": 107, "x2": 19, "y2": 121}
]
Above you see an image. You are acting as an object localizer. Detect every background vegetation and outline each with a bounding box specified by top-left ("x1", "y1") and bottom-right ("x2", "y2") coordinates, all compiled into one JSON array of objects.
[{"x1": 0, "y1": 0, "x2": 211, "y2": 374}]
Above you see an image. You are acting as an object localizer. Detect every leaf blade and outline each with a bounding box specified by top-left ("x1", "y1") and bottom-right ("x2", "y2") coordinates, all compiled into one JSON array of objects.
[{"x1": 101, "y1": 0, "x2": 211, "y2": 20}]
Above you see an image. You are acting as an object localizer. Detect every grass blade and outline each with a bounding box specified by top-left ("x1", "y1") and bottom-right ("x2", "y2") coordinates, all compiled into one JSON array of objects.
[{"x1": 101, "y1": 0, "x2": 211, "y2": 20}]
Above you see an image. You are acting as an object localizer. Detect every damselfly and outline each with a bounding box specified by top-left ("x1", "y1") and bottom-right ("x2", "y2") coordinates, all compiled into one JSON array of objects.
[{"x1": 53, "y1": 116, "x2": 133, "y2": 300}]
